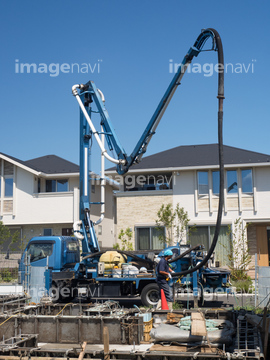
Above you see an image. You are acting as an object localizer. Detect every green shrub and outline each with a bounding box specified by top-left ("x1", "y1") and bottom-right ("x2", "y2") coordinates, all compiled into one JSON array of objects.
[
  {"x1": 173, "y1": 301, "x2": 183, "y2": 310},
  {"x1": 0, "y1": 268, "x2": 18, "y2": 283},
  {"x1": 114, "y1": 228, "x2": 134, "y2": 251},
  {"x1": 231, "y1": 277, "x2": 254, "y2": 294}
]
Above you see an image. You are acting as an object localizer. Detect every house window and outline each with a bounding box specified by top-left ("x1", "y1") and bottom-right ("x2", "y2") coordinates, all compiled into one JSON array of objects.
[
  {"x1": 136, "y1": 226, "x2": 165, "y2": 250},
  {"x1": 241, "y1": 169, "x2": 253, "y2": 193},
  {"x1": 98, "y1": 225, "x2": 102, "y2": 235},
  {"x1": 43, "y1": 228, "x2": 53, "y2": 236},
  {"x1": 46, "y1": 180, "x2": 56, "y2": 192},
  {"x1": 4, "y1": 177, "x2": 13, "y2": 197},
  {"x1": 62, "y1": 228, "x2": 73, "y2": 236},
  {"x1": 57, "y1": 179, "x2": 68, "y2": 192},
  {"x1": 189, "y1": 226, "x2": 209, "y2": 250},
  {"x1": 188, "y1": 225, "x2": 230, "y2": 267},
  {"x1": 198, "y1": 171, "x2": 209, "y2": 195},
  {"x1": 212, "y1": 171, "x2": 220, "y2": 195},
  {"x1": 227, "y1": 170, "x2": 238, "y2": 194},
  {"x1": 46, "y1": 179, "x2": 68, "y2": 192}
]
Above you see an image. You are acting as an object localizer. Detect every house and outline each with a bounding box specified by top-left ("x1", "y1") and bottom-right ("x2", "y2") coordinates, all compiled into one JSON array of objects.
[
  {"x1": 106, "y1": 144, "x2": 270, "y2": 276},
  {"x1": 0, "y1": 152, "x2": 118, "y2": 251}
]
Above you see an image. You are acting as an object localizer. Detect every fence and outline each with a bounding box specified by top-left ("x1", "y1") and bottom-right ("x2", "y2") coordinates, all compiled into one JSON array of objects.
[
  {"x1": 255, "y1": 255, "x2": 270, "y2": 308},
  {"x1": 0, "y1": 251, "x2": 21, "y2": 283}
]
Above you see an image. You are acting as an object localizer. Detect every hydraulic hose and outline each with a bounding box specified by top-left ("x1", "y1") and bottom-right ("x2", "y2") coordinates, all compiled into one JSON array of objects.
[
  {"x1": 172, "y1": 28, "x2": 224, "y2": 277},
  {"x1": 169, "y1": 244, "x2": 204, "y2": 264},
  {"x1": 82, "y1": 249, "x2": 154, "y2": 266}
]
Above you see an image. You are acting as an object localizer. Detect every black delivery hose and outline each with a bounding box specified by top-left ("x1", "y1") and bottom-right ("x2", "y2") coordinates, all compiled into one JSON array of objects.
[
  {"x1": 172, "y1": 28, "x2": 224, "y2": 277},
  {"x1": 82, "y1": 29, "x2": 224, "y2": 279},
  {"x1": 169, "y1": 245, "x2": 204, "y2": 264}
]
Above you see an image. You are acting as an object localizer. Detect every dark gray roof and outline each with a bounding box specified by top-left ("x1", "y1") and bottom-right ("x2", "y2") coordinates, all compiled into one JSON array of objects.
[
  {"x1": 0, "y1": 152, "x2": 79, "y2": 174},
  {"x1": 106, "y1": 144, "x2": 270, "y2": 171},
  {"x1": 0, "y1": 152, "x2": 29, "y2": 167},
  {"x1": 24, "y1": 155, "x2": 79, "y2": 174}
]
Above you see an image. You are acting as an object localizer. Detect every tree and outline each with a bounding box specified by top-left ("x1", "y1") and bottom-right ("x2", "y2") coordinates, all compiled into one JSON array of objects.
[
  {"x1": 156, "y1": 203, "x2": 195, "y2": 245},
  {"x1": 156, "y1": 203, "x2": 175, "y2": 244},
  {"x1": 0, "y1": 221, "x2": 20, "y2": 253},
  {"x1": 114, "y1": 228, "x2": 134, "y2": 251},
  {"x1": 175, "y1": 203, "x2": 195, "y2": 243},
  {"x1": 227, "y1": 218, "x2": 251, "y2": 280}
]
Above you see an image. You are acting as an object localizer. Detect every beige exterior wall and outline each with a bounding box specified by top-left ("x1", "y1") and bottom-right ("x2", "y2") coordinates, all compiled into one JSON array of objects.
[
  {"x1": 247, "y1": 225, "x2": 257, "y2": 279},
  {"x1": 116, "y1": 193, "x2": 173, "y2": 249}
]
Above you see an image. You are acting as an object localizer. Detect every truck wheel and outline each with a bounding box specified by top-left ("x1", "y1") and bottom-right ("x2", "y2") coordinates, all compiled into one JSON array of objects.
[{"x1": 141, "y1": 283, "x2": 159, "y2": 307}]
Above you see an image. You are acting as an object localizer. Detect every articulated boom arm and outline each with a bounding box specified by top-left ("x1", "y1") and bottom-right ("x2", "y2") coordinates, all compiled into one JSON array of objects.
[
  {"x1": 72, "y1": 28, "x2": 223, "y2": 175},
  {"x1": 72, "y1": 28, "x2": 224, "y2": 262}
]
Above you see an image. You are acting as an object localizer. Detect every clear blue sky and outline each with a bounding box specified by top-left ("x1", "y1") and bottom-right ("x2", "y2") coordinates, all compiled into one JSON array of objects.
[{"x1": 1, "y1": 1, "x2": 269, "y2": 174}]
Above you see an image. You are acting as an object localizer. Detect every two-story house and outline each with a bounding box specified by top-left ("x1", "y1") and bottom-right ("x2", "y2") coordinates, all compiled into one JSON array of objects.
[
  {"x1": 106, "y1": 144, "x2": 270, "y2": 276},
  {"x1": 0, "y1": 152, "x2": 118, "y2": 251}
]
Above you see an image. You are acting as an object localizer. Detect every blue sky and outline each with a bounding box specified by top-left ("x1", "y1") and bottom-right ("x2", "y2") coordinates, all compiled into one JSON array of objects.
[{"x1": 1, "y1": 1, "x2": 269, "y2": 174}]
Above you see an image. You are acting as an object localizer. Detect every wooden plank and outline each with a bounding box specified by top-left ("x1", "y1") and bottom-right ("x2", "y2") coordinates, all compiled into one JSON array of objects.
[
  {"x1": 191, "y1": 312, "x2": 207, "y2": 336},
  {"x1": 166, "y1": 312, "x2": 183, "y2": 323},
  {"x1": 103, "y1": 326, "x2": 110, "y2": 360},
  {"x1": 149, "y1": 344, "x2": 214, "y2": 353},
  {"x1": 191, "y1": 312, "x2": 203, "y2": 320},
  {"x1": 78, "y1": 341, "x2": 87, "y2": 360}
]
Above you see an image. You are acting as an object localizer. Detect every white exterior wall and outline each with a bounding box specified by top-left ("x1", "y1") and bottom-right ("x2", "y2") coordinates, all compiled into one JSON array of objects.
[
  {"x1": 173, "y1": 167, "x2": 270, "y2": 228},
  {"x1": 4, "y1": 167, "x2": 75, "y2": 225},
  {"x1": 252, "y1": 167, "x2": 270, "y2": 218},
  {"x1": 1, "y1": 162, "x2": 117, "y2": 248}
]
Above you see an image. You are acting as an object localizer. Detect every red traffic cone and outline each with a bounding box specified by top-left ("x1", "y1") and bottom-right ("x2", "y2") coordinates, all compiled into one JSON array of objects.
[{"x1": 161, "y1": 289, "x2": 169, "y2": 310}]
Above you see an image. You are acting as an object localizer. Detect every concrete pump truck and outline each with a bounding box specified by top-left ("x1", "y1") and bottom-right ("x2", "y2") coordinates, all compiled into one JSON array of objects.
[{"x1": 19, "y1": 28, "x2": 229, "y2": 307}]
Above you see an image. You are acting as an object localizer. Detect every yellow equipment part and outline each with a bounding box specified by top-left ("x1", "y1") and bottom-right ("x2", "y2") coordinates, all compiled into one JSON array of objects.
[{"x1": 99, "y1": 251, "x2": 126, "y2": 270}]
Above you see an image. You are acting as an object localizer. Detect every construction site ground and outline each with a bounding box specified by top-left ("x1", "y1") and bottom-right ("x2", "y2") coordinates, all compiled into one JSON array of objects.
[{"x1": 0, "y1": 291, "x2": 267, "y2": 360}]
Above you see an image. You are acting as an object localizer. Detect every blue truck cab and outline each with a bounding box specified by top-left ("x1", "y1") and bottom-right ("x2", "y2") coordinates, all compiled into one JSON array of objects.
[{"x1": 19, "y1": 236, "x2": 80, "y2": 285}]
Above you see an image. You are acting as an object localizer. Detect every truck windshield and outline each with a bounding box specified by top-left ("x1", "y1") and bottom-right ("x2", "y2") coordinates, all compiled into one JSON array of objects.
[{"x1": 27, "y1": 243, "x2": 53, "y2": 262}]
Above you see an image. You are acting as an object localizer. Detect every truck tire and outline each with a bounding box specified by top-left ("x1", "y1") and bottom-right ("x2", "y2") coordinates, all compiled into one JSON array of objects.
[{"x1": 141, "y1": 283, "x2": 159, "y2": 307}]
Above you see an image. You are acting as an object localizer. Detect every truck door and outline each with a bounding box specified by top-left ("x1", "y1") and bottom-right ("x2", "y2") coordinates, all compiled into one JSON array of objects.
[{"x1": 19, "y1": 241, "x2": 55, "y2": 284}]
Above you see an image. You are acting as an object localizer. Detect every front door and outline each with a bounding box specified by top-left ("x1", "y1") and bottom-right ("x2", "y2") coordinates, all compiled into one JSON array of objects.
[{"x1": 256, "y1": 226, "x2": 269, "y2": 266}]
